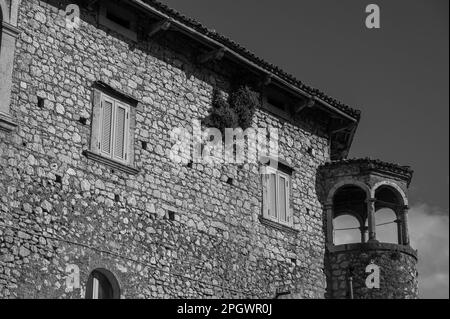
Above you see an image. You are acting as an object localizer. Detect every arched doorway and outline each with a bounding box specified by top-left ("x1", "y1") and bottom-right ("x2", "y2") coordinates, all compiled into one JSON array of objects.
[{"x1": 86, "y1": 268, "x2": 120, "y2": 299}]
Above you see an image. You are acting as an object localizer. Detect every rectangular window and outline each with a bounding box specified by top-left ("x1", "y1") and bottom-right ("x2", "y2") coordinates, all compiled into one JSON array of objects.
[
  {"x1": 98, "y1": 93, "x2": 130, "y2": 164},
  {"x1": 85, "y1": 82, "x2": 139, "y2": 174},
  {"x1": 263, "y1": 167, "x2": 292, "y2": 225}
]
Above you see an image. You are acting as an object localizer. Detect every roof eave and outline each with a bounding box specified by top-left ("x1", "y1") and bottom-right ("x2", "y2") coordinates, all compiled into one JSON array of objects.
[{"x1": 128, "y1": 0, "x2": 360, "y2": 123}]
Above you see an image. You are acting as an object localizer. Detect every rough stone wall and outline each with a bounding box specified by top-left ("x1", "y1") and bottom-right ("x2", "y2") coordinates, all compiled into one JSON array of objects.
[
  {"x1": 326, "y1": 249, "x2": 418, "y2": 299},
  {"x1": 0, "y1": 0, "x2": 330, "y2": 298}
]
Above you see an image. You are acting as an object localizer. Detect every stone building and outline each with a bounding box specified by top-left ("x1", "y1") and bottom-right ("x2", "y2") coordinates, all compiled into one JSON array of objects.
[{"x1": 0, "y1": 0, "x2": 418, "y2": 299}]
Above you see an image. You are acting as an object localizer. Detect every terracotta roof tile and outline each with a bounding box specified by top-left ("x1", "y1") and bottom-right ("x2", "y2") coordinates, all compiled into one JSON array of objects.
[{"x1": 141, "y1": 0, "x2": 361, "y2": 120}]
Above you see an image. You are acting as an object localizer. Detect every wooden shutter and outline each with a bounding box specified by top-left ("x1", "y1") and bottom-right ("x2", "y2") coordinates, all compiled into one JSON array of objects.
[
  {"x1": 268, "y1": 174, "x2": 277, "y2": 219},
  {"x1": 278, "y1": 175, "x2": 287, "y2": 223},
  {"x1": 286, "y1": 178, "x2": 292, "y2": 225},
  {"x1": 113, "y1": 103, "x2": 128, "y2": 161},
  {"x1": 101, "y1": 98, "x2": 113, "y2": 156},
  {"x1": 262, "y1": 174, "x2": 269, "y2": 218},
  {"x1": 91, "y1": 89, "x2": 102, "y2": 152}
]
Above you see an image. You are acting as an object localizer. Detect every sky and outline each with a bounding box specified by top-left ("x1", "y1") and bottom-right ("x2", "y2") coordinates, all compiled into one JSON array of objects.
[{"x1": 159, "y1": 0, "x2": 449, "y2": 298}]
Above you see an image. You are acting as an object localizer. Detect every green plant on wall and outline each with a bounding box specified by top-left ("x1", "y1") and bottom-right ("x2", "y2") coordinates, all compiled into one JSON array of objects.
[
  {"x1": 230, "y1": 85, "x2": 259, "y2": 129},
  {"x1": 204, "y1": 85, "x2": 259, "y2": 132},
  {"x1": 204, "y1": 89, "x2": 239, "y2": 130}
]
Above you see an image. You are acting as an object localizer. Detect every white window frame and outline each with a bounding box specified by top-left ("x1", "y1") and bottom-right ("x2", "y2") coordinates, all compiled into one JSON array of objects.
[
  {"x1": 98, "y1": 92, "x2": 131, "y2": 165},
  {"x1": 263, "y1": 166, "x2": 293, "y2": 226}
]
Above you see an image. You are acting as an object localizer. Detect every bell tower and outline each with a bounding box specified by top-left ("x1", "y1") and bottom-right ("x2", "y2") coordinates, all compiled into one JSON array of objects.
[{"x1": 318, "y1": 158, "x2": 418, "y2": 299}]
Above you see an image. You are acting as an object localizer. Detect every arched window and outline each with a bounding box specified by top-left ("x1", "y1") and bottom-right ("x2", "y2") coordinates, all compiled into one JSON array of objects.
[
  {"x1": 86, "y1": 268, "x2": 120, "y2": 299},
  {"x1": 374, "y1": 186, "x2": 405, "y2": 244},
  {"x1": 331, "y1": 185, "x2": 368, "y2": 245}
]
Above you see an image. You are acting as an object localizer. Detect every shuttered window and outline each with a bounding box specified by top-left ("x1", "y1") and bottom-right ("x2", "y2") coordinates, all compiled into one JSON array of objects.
[
  {"x1": 268, "y1": 174, "x2": 277, "y2": 218},
  {"x1": 101, "y1": 98, "x2": 113, "y2": 155},
  {"x1": 98, "y1": 94, "x2": 130, "y2": 164},
  {"x1": 113, "y1": 104, "x2": 127, "y2": 161},
  {"x1": 262, "y1": 167, "x2": 292, "y2": 225}
]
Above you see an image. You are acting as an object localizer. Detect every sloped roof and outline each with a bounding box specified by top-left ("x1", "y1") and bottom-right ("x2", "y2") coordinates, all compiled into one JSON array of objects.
[{"x1": 138, "y1": 0, "x2": 361, "y2": 120}]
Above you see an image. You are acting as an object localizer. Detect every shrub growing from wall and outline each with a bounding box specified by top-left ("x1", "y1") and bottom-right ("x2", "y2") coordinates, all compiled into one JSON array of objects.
[{"x1": 204, "y1": 85, "x2": 259, "y2": 132}]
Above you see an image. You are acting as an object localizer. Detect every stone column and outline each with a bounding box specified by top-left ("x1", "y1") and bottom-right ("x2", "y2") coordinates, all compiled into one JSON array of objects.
[
  {"x1": 395, "y1": 213, "x2": 403, "y2": 245},
  {"x1": 325, "y1": 204, "x2": 334, "y2": 246},
  {"x1": 360, "y1": 226, "x2": 367, "y2": 243},
  {"x1": 367, "y1": 198, "x2": 377, "y2": 242},
  {"x1": 0, "y1": 20, "x2": 21, "y2": 132},
  {"x1": 401, "y1": 205, "x2": 410, "y2": 245}
]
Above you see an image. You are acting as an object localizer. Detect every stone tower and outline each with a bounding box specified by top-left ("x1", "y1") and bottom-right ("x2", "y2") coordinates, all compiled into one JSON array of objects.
[{"x1": 318, "y1": 159, "x2": 418, "y2": 299}]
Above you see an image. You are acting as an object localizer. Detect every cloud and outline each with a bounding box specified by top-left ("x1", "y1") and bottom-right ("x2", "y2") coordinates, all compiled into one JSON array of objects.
[
  {"x1": 333, "y1": 203, "x2": 449, "y2": 299},
  {"x1": 409, "y1": 203, "x2": 449, "y2": 299}
]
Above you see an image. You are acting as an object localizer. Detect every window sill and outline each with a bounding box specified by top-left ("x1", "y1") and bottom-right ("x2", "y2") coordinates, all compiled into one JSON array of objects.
[
  {"x1": 83, "y1": 150, "x2": 139, "y2": 175},
  {"x1": 259, "y1": 216, "x2": 298, "y2": 234}
]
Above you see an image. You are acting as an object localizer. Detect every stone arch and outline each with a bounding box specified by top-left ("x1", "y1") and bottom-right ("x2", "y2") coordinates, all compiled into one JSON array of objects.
[
  {"x1": 86, "y1": 268, "x2": 121, "y2": 299},
  {"x1": 87, "y1": 261, "x2": 123, "y2": 289},
  {"x1": 371, "y1": 181, "x2": 408, "y2": 207},
  {"x1": 326, "y1": 179, "x2": 371, "y2": 206},
  {"x1": 325, "y1": 180, "x2": 370, "y2": 245}
]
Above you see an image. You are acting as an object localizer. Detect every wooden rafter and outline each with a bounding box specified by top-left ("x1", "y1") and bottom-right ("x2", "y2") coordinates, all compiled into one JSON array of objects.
[
  {"x1": 147, "y1": 20, "x2": 171, "y2": 38},
  {"x1": 197, "y1": 47, "x2": 226, "y2": 64},
  {"x1": 262, "y1": 75, "x2": 272, "y2": 86},
  {"x1": 295, "y1": 97, "x2": 315, "y2": 114}
]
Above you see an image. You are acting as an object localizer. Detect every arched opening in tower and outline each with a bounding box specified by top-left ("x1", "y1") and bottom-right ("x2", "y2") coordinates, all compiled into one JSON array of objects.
[
  {"x1": 374, "y1": 186, "x2": 406, "y2": 245},
  {"x1": 332, "y1": 185, "x2": 368, "y2": 245}
]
